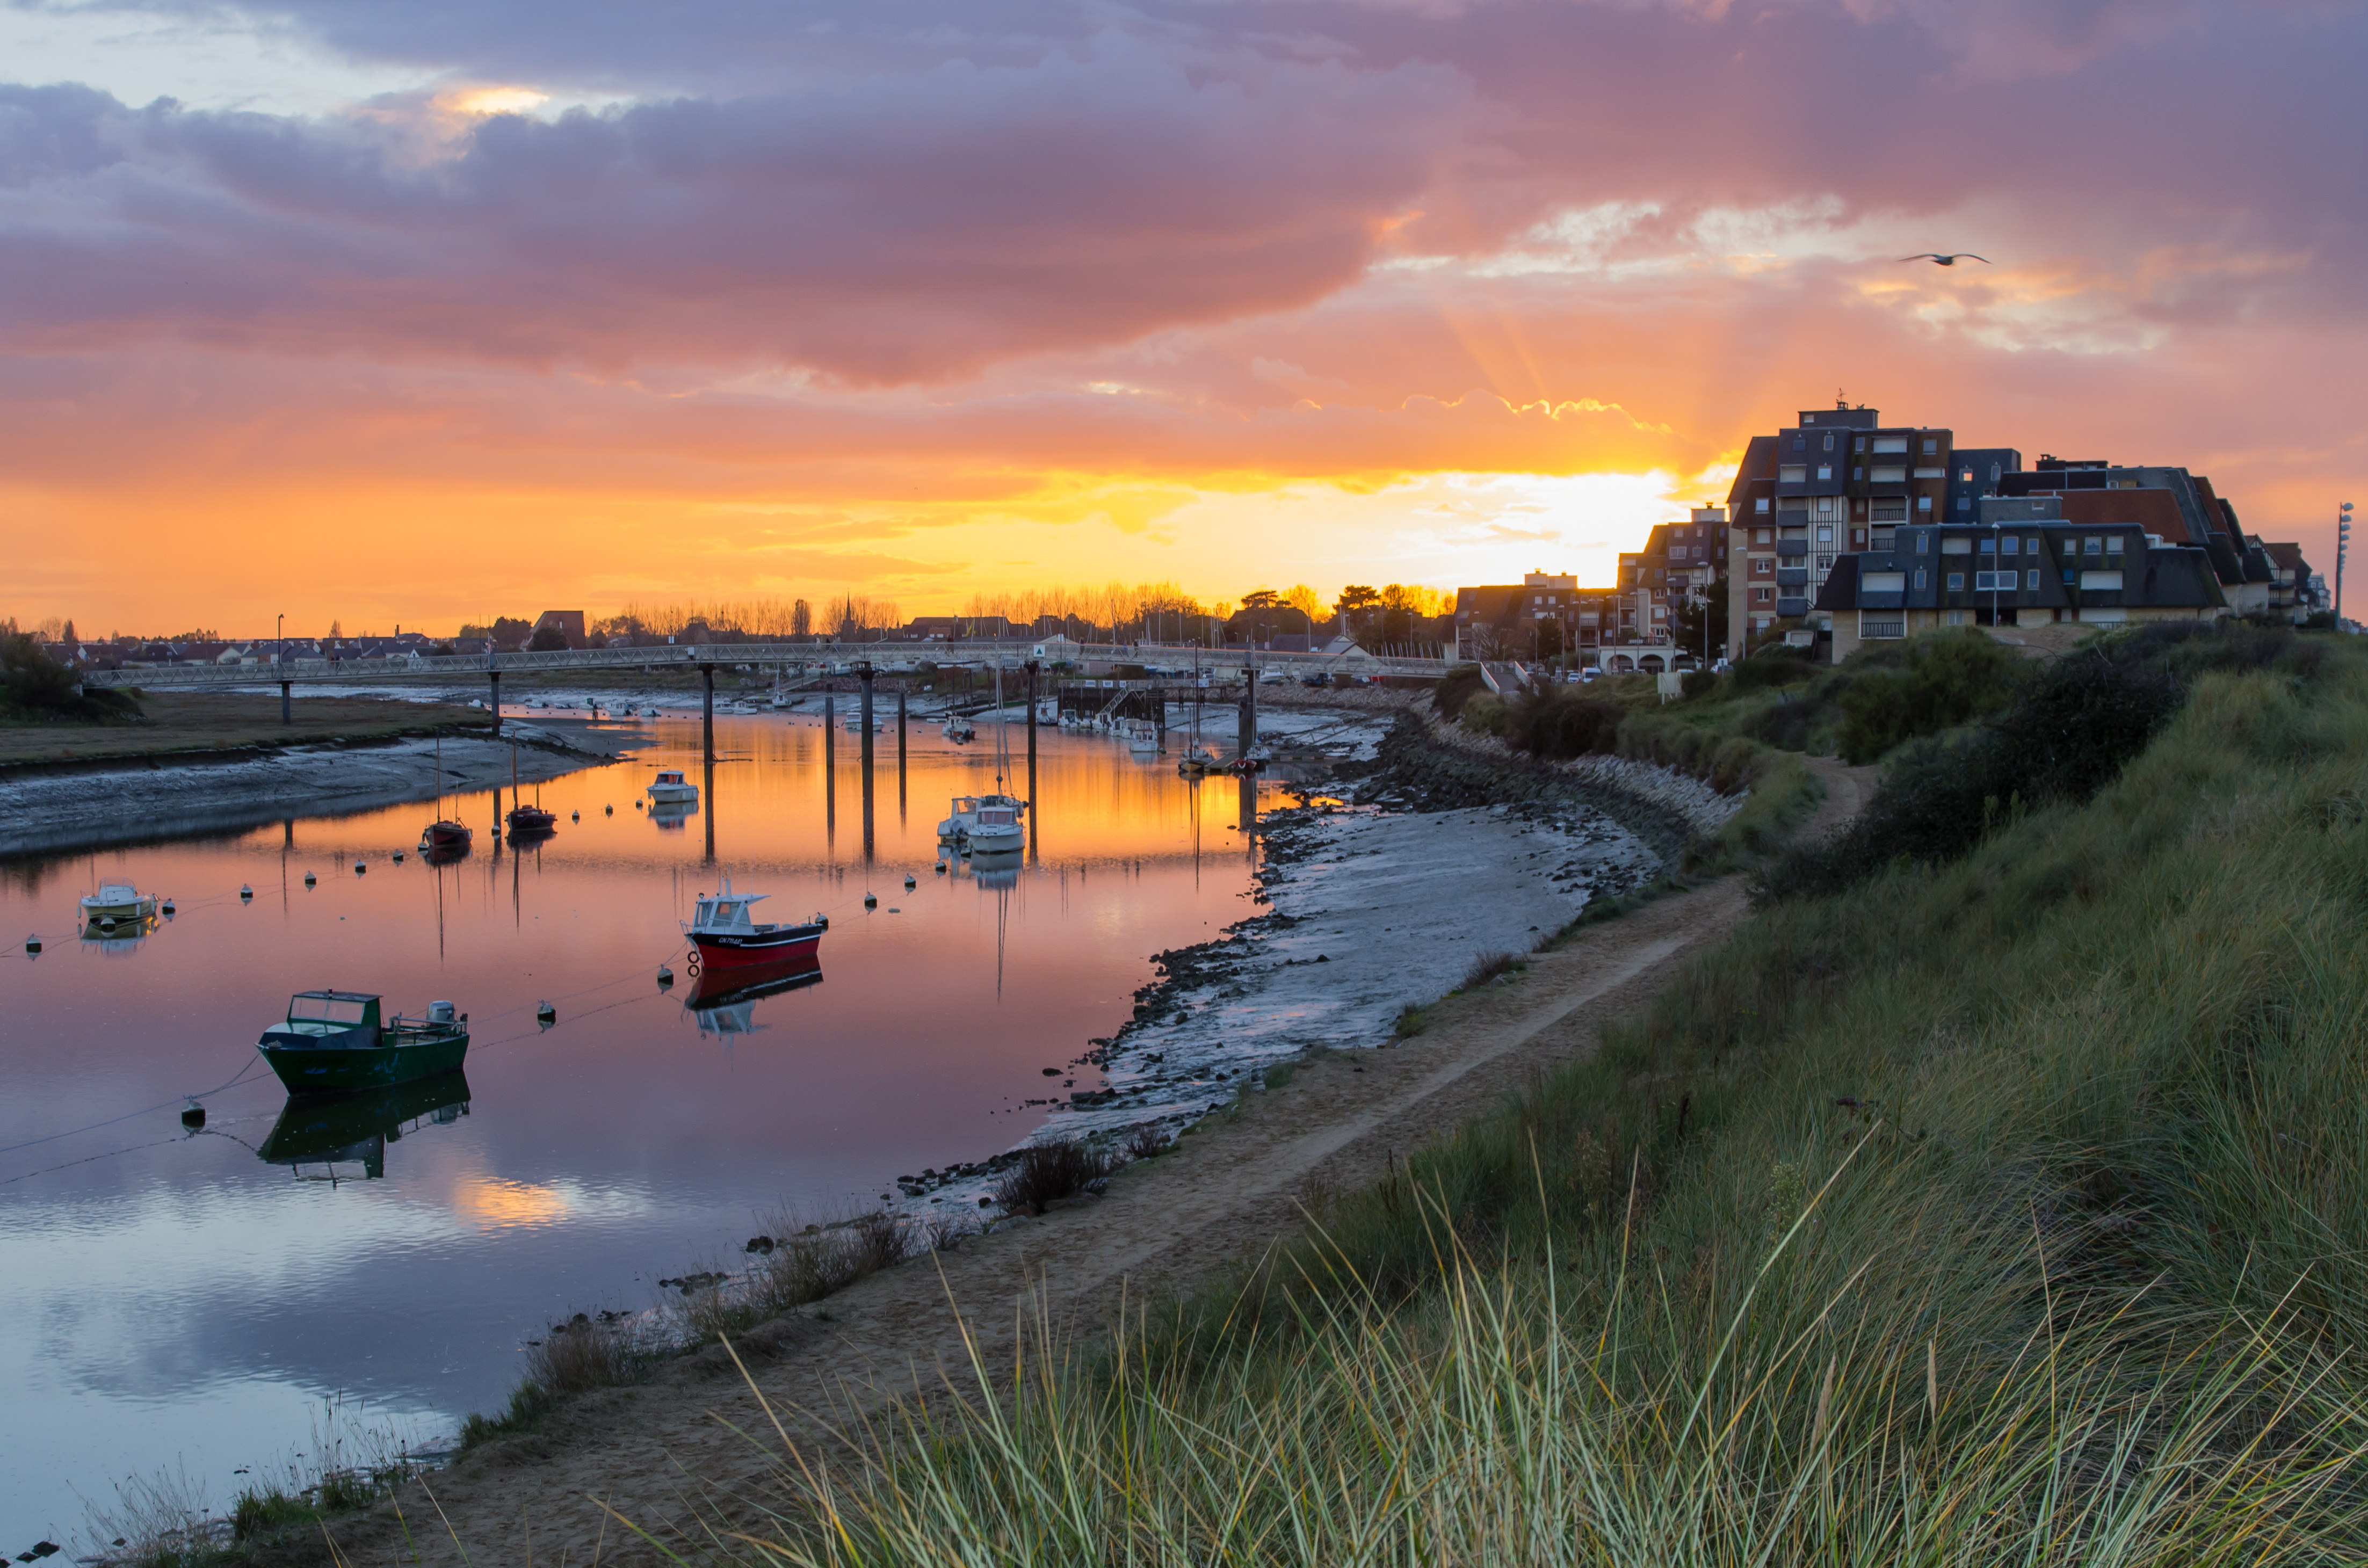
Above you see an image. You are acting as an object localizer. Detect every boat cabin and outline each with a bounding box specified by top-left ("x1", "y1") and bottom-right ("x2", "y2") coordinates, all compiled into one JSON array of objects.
[
  {"x1": 269, "y1": 991, "x2": 383, "y2": 1045},
  {"x1": 654, "y1": 770, "x2": 689, "y2": 787},
  {"x1": 690, "y1": 889, "x2": 774, "y2": 935},
  {"x1": 948, "y1": 795, "x2": 980, "y2": 816}
]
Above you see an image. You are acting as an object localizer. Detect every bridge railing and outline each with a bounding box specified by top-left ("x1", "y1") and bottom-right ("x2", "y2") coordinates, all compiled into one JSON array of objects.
[{"x1": 81, "y1": 640, "x2": 1450, "y2": 689}]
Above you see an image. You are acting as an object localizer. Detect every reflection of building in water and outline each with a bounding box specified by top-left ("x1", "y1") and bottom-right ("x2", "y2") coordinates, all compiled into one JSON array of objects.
[
  {"x1": 258, "y1": 1073, "x2": 472, "y2": 1183},
  {"x1": 684, "y1": 953, "x2": 824, "y2": 1041}
]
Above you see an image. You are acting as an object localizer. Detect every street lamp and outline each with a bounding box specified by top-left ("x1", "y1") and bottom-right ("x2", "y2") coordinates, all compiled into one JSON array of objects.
[
  {"x1": 276, "y1": 612, "x2": 284, "y2": 665},
  {"x1": 2333, "y1": 504, "x2": 2353, "y2": 626}
]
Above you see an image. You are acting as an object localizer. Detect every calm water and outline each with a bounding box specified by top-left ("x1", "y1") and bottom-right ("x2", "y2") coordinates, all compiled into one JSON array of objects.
[{"x1": 0, "y1": 713, "x2": 1271, "y2": 1542}]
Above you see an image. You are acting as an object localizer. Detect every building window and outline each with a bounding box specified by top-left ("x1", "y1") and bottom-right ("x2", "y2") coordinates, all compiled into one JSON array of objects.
[
  {"x1": 1979, "y1": 538, "x2": 1995, "y2": 554},
  {"x1": 1817, "y1": 465, "x2": 1832, "y2": 481},
  {"x1": 1915, "y1": 534, "x2": 1929, "y2": 554},
  {"x1": 1753, "y1": 587, "x2": 1772, "y2": 604},
  {"x1": 2027, "y1": 570, "x2": 2041, "y2": 591},
  {"x1": 1915, "y1": 569, "x2": 1928, "y2": 590},
  {"x1": 1756, "y1": 498, "x2": 1770, "y2": 514},
  {"x1": 1946, "y1": 572, "x2": 1965, "y2": 591},
  {"x1": 1960, "y1": 468, "x2": 1973, "y2": 483},
  {"x1": 1779, "y1": 465, "x2": 1806, "y2": 483},
  {"x1": 1917, "y1": 496, "x2": 1932, "y2": 512},
  {"x1": 1957, "y1": 496, "x2": 1971, "y2": 511},
  {"x1": 2085, "y1": 537, "x2": 2102, "y2": 555},
  {"x1": 2063, "y1": 569, "x2": 2077, "y2": 585},
  {"x1": 1946, "y1": 610, "x2": 1965, "y2": 626},
  {"x1": 1990, "y1": 463, "x2": 2002, "y2": 482},
  {"x1": 1756, "y1": 528, "x2": 1772, "y2": 545},
  {"x1": 2002, "y1": 537, "x2": 2018, "y2": 555},
  {"x1": 1817, "y1": 526, "x2": 1833, "y2": 543},
  {"x1": 1923, "y1": 438, "x2": 1938, "y2": 455},
  {"x1": 2106, "y1": 535, "x2": 2125, "y2": 556},
  {"x1": 1791, "y1": 437, "x2": 1806, "y2": 451},
  {"x1": 1823, "y1": 433, "x2": 1835, "y2": 451},
  {"x1": 1852, "y1": 528, "x2": 1866, "y2": 546}
]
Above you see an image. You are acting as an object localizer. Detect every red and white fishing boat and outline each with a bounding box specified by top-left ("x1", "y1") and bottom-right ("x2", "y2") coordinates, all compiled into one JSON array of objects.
[{"x1": 682, "y1": 876, "x2": 827, "y2": 973}]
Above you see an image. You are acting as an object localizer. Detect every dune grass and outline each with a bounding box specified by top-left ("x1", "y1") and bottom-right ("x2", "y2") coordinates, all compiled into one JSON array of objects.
[{"x1": 691, "y1": 636, "x2": 2368, "y2": 1564}]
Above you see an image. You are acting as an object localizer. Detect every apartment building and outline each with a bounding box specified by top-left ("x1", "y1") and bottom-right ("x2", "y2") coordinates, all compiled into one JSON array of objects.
[
  {"x1": 1722, "y1": 402, "x2": 2013, "y2": 658},
  {"x1": 1451, "y1": 572, "x2": 1619, "y2": 662},
  {"x1": 1813, "y1": 496, "x2": 2227, "y2": 662},
  {"x1": 1616, "y1": 507, "x2": 1729, "y2": 656}
]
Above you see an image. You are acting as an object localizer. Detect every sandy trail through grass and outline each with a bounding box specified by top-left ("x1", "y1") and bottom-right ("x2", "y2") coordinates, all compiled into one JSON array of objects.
[{"x1": 329, "y1": 758, "x2": 1872, "y2": 1567}]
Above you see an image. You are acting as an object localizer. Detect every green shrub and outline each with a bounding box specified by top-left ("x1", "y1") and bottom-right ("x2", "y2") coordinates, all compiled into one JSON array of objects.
[
  {"x1": 1679, "y1": 669, "x2": 1719, "y2": 699},
  {"x1": 1834, "y1": 627, "x2": 2026, "y2": 763},
  {"x1": 1767, "y1": 645, "x2": 2184, "y2": 899},
  {"x1": 1505, "y1": 689, "x2": 1622, "y2": 759},
  {"x1": 1433, "y1": 664, "x2": 1486, "y2": 720},
  {"x1": 1728, "y1": 648, "x2": 1816, "y2": 691},
  {"x1": 1458, "y1": 693, "x2": 1507, "y2": 735},
  {"x1": 0, "y1": 629, "x2": 141, "y2": 722}
]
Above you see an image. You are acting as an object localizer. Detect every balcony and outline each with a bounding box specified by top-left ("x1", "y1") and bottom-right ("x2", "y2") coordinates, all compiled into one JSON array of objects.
[
  {"x1": 1776, "y1": 567, "x2": 1808, "y2": 588},
  {"x1": 1776, "y1": 597, "x2": 1810, "y2": 618},
  {"x1": 1857, "y1": 590, "x2": 1905, "y2": 611},
  {"x1": 1859, "y1": 618, "x2": 1906, "y2": 640},
  {"x1": 1775, "y1": 539, "x2": 1808, "y2": 558}
]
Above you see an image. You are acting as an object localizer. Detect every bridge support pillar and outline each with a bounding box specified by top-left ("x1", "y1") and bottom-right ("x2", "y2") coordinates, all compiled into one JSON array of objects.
[
  {"x1": 896, "y1": 684, "x2": 907, "y2": 818},
  {"x1": 700, "y1": 664, "x2": 714, "y2": 762},
  {"x1": 488, "y1": 670, "x2": 501, "y2": 737},
  {"x1": 280, "y1": 680, "x2": 291, "y2": 724},
  {"x1": 824, "y1": 690, "x2": 836, "y2": 846},
  {"x1": 1025, "y1": 661, "x2": 1038, "y2": 773}
]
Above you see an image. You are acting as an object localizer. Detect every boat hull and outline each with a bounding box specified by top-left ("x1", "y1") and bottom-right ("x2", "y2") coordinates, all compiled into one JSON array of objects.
[
  {"x1": 690, "y1": 925, "x2": 824, "y2": 970},
  {"x1": 967, "y1": 827, "x2": 1025, "y2": 853},
  {"x1": 258, "y1": 1029, "x2": 469, "y2": 1094},
  {"x1": 647, "y1": 785, "x2": 699, "y2": 802}
]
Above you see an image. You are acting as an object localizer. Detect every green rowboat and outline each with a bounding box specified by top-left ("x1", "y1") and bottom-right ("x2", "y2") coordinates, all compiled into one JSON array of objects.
[{"x1": 257, "y1": 990, "x2": 469, "y2": 1094}]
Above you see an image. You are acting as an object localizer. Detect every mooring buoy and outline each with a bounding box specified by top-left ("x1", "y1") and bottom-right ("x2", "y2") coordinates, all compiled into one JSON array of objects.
[
  {"x1": 605, "y1": 803, "x2": 614, "y2": 816},
  {"x1": 303, "y1": 872, "x2": 316, "y2": 887},
  {"x1": 656, "y1": 963, "x2": 675, "y2": 987},
  {"x1": 904, "y1": 874, "x2": 917, "y2": 889},
  {"x1": 537, "y1": 1001, "x2": 557, "y2": 1027},
  {"x1": 936, "y1": 861, "x2": 947, "y2": 874},
  {"x1": 25, "y1": 934, "x2": 41, "y2": 955},
  {"x1": 353, "y1": 860, "x2": 366, "y2": 875},
  {"x1": 160, "y1": 898, "x2": 176, "y2": 916},
  {"x1": 571, "y1": 810, "x2": 581, "y2": 822},
  {"x1": 240, "y1": 884, "x2": 254, "y2": 901},
  {"x1": 864, "y1": 892, "x2": 878, "y2": 909},
  {"x1": 181, "y1": 1103, "x2": 205, "y2": 1130},
  {"x1": 393, "y1": 850, "x2": 405, "y2": 863}
]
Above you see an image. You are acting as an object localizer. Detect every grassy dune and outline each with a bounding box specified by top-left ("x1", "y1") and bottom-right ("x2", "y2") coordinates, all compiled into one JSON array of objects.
[{"x1": 701, "y1": 637, "x2": 2368, "y2": 1565}]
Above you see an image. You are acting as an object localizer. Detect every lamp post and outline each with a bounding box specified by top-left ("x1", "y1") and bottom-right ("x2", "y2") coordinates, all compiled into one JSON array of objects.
[{"x1": 2331, "y1": 505, "x2": 2349, "y2": 625}]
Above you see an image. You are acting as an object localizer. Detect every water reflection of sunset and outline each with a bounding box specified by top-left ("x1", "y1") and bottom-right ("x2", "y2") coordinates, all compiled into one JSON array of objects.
[{"x1": 448, "y1": 1177, "x2": 585, "y2": 1230}]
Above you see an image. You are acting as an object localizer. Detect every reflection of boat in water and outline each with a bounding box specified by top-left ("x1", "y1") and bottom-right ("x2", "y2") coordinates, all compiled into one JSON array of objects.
[
  {"x1": 969, "y1": 850, "x2": 1022, "y2": 890},
  {"x1": 78, "y1": 919, "x2": 154, "y2": 953},
  {"x1": 684, "y1": 952, "x2": 823, "y2": 1039},
  {"x1": 649, "y1": 798, "x2": 698, "y2": 830},
  {"x1": 257, "y1": 991, "x2": 470, "y2": 1093},
  {"x1": 647, "y1": 767, "x2": 699, "y2": 803},
  {"x1": 683, "y1": 876, "x2": 826, "y2": 972},
  {"x1": 259, "y1": 1072, "x2": 471, "y2": 1181},
  {"x1": 79, "y1": 882, "x2": 158, "y2": 924}
]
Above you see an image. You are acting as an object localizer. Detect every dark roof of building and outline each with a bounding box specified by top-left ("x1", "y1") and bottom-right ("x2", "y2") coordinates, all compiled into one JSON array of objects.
[{"x1": 1813, "y1": 522, "x2": 2224, "y2": 615}]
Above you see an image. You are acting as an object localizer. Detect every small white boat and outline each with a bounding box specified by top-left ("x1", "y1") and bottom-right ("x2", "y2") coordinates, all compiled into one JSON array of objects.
[
  {"x1": 647, "y1": 768, "x2": 700, "y2": 803},
  {"x1": 941, "y1": 717, "x2": 976, "y2": 743},
  {"x1": 80, "y1": 882, "x2": 158, "y2": 924},
  {"x1": 967, "y1": 803, "x2": 1025, "y2": 854},
  {"x1": 936, "y1": 793, "x2": 1026, "y2": 844},
  {"x1": 640, "y1": 706, "x2": 661, "y2": 718}
]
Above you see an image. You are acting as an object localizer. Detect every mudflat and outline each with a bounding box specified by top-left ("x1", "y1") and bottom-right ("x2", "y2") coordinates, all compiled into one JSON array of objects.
[
  {"x1": 0, "y1": 692, "x2": 490, "y2": 768},
  {"x1": 329, "y1": 756, "x2": 1873, "y2": 1567}
]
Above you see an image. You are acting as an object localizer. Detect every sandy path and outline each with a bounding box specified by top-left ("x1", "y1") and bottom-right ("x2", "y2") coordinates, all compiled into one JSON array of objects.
[{"x1": 336, "y1": 758, "x2": 1874, "y2": 1566}]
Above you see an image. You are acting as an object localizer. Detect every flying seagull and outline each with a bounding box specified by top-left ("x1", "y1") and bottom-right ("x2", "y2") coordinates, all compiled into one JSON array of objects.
[{"x1": 1899, "y1": 252, "x2": 1990, "y2": 266}]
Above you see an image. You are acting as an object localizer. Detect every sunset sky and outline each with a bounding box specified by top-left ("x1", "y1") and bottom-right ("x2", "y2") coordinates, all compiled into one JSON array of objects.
[{"x1": 2, "y1": 0, "x2": 2360, "y2": 638}]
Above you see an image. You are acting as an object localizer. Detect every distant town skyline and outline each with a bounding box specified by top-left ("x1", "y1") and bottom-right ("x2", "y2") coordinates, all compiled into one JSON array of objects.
[{"x1": 1, "y1": 1, "x2": 2358, "y2": 631}]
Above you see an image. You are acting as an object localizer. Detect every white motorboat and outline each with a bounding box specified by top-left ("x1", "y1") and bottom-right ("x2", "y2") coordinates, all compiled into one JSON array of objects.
[
  {"x1": 936, "y1": 793, "x2": 1027, "y2": 844},
  {"x1": 79, "y1": 882, "x2": 158, "y2": 924},
  {"x1": 941, "y1": 717, "x2": 976, "y2": 743},
  {"x1": 967, "y1": 802, "x2": 1025, "y2": 854},
  {"x1": 640, "y1": 706, "x2": 661, "y2": 718},
  {"x1": 646, "y1": 768, "x2": 700, "y2": 803}
]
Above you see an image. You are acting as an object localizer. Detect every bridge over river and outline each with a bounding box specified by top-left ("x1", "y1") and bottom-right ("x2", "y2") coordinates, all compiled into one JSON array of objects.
[{"x1": 78, "y1": 639, "x2": 1449, "y2": 754}]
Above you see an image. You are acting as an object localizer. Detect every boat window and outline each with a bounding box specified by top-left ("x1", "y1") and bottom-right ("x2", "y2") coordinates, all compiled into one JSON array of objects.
[
  {"x1": 980, "y1": 810, "x2": 1015, "y2": 825},
  {"x1": 292, "y1": 994, "x2": 370, "y2": 1023},
  {"x1": 714, "y1": 902, "x2": 739, "y2": 922}
]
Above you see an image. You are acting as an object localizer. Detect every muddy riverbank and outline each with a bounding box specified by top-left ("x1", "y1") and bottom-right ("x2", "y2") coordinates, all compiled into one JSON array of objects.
[{"x1": 0, "y1": 719, "x2": 649, "y2": 859}]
